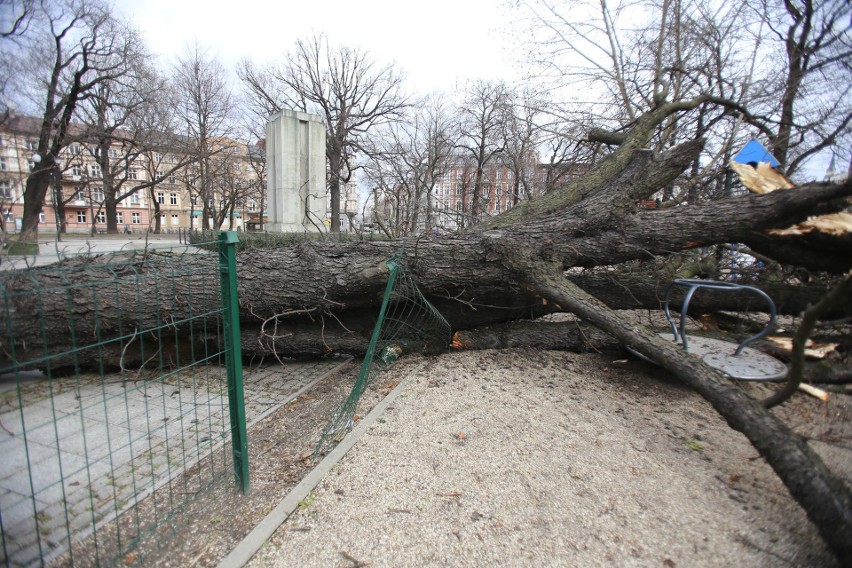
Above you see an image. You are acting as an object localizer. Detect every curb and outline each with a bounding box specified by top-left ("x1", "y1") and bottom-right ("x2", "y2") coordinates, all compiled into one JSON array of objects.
[{"x1": 216, "y1": 366, "x2": 419, "y2": 568}]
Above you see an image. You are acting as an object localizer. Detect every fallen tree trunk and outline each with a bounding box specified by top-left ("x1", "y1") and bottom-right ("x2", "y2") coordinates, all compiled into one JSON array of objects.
[
  {"x1": 241, "y1": 319, "x2": 621, "y2": 360},
  {"x1": 1, "y1": 175, "x2": 849, "y2": 366}
]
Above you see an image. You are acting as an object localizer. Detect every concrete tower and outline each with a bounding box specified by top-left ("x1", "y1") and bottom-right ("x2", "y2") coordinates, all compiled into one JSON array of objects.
[{"x1": 265, "y1": 109, "x2": 327, "y2": 232}]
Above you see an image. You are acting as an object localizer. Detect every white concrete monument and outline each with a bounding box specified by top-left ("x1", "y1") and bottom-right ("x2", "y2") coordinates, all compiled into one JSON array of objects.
[{"x1": 265, "y1": 109, "x2": 327, "y2": 232}]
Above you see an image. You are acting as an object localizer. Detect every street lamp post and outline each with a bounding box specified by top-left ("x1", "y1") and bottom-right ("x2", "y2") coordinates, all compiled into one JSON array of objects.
[{"x1": 32, "y1": 152, "x2": 63, "y2": 242}]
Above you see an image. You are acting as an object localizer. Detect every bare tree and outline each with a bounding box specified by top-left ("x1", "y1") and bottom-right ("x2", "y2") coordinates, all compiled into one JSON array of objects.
[
  {"x1": 456, "y1": 80, "x2": 511, "y2": 219},
  {"x1": 519, "y1": 0, "x2": 851, "y2": 182},
  {"x1": 0, "y1": 0, "x2": 34, "y2": 121},
  {"x1": 757, "y1": 0, "x2": 852, "y2": 174},
  {"x1": 501, "y1": 89, "x2": 548, "y2": 204},
  {"x1": 244, "y1": 141, "x2": 266, "y2": 231},
  {"x1": 239, "y1": 33, "x2": 408, "y2": 233},
  {"x1": 172, "y1": 44, "x2": 235, "y2": 230},
  {"x1": 239, "y1": 115, "x2": 268, "y2": 232},
  {"x1": 72, "y1": 29, "x2": 177, "y2": 234},
  {"x1": 126, "y1": 92, "x2": 197, "y2": 234},
  {"x1": 364, "y1": 94, "x2": 457, "y2": 236},
  {"x1": 12, "y1": 0, "x2": 145, "y2": 242}
]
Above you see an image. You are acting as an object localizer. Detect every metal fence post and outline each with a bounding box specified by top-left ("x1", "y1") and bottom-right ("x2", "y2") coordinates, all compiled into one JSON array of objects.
[{"x1": 218, "y1": 230, "x2": 250, "y2": 495}]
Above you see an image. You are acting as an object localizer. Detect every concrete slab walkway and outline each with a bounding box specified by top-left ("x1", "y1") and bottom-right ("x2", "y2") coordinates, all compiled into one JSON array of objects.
[{"x1": 0, "y1": 357, "x2": 350, "y2": 567}]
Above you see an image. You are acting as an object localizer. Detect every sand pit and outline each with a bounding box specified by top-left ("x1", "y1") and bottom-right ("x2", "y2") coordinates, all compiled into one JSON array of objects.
[{"x1": 245, "y1": 349, "x2": 850, "y2": 567}]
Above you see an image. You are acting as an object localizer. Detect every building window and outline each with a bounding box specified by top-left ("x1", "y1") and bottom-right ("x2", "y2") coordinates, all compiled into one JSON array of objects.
[
  {"x1": 109, "y1": 148, "x2": 118, "y2": 158},
  {"x1": 117, "y1": 212, "x2": 123, "y2": 224},
  {"x1": 0, "y1": 180, "x2": 11, "y2": 198},
  {"x1": 0, "y1": 157, "x2": 6, "y2": 171},
  {"x1": 456, "y1": 201, "x2": 462, "y2": 211},
  {"x1": 92, "y1": 187, "x2": 104, "y2": 202},
  {"x1": 248, "y1": 199, "x2": 257, "y2": 212},
  {"x1": 156, "y1": 152, "x2": 163, "y2": 162},
  {"x1": 157, "y1": 192, "x2": 165, "y2": 204},
  {"x1": 188, "y1": 175, "x2": 196, "y2": 186},
  {"x1": 132, "y1": 212, "x2": 141, "y2": 224},
  {"x1": 171, "y1": 214, "x2": 179, "y2": 225},
  {"x1": 128, "y1": 167, "x2": 138, "y2": 180},
  {"x1": 39, "y1": 212, "x2": 45, "y2": 223},
  {"x1": 170, "y1": 192, "x2": 177, "y2": 205},
  {"x1": 73, "y1": 186, "x2": 85, "y2": 201},
  {"x1": 96, "y1": 211, "x2": 105, "y2": 223},
  {"x1": 89, "y1": 164, "x2": 101, "y2": 178},
  {"x1": 168, "y1": 173, "x2": 176, "y2": 184},
  {"x1": 160, "y1": 214, "x2": 166, "y2": 225},
  {"x1": 130, "y1": 192, "x2": 140, "y2": 205},
  {"x1": 71, "y1": 164, "x2": 83, "y2": 177},
  {"x1": 68, "y1": 144, "x2": 81, "y2": 155},
  {"x1": 167, "y1": 154, "x2": 175, "y2": 163},
  {"x1": 26, "y1": 139, "x2": 38, "y2": 151},
  {"x1": 77, "y1": 210, "x2": 86, "y2": 223}
]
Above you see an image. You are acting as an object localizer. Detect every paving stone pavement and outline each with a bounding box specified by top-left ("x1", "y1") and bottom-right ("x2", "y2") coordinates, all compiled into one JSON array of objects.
[
  {"x1": 0, "y1": 235, "x2": 186, "y2": 271},
  {"x1": 0, "y1": 357, "x2": 349, "y2": 567}
]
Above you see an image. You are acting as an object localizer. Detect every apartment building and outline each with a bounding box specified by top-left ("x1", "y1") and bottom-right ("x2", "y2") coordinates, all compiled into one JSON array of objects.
[
  {"x1": 371, "y1": 149, "x2": 591, "y2": 234},
  {"x1": 0, "y1": 115, "x2": 266, "y2": 236}
]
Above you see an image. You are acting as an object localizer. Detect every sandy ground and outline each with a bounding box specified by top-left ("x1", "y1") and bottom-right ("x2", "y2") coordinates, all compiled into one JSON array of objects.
[{"x1": 245, "y1": 349, "x2": 849, "y2": 568}]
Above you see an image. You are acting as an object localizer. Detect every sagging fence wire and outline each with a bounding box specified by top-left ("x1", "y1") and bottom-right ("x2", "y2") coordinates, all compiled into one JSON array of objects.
[{"x1": 314, "y1": 254, "x2": 452, "y2": 457}]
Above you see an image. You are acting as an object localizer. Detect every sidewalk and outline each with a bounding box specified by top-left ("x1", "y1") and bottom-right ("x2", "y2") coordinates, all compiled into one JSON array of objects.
[
  {"x1": 0, "y1": 358, "x2": 350, "y2": 566},
  {"x1": 0, "y1": 234, "x2": 185, "y2": 270}
]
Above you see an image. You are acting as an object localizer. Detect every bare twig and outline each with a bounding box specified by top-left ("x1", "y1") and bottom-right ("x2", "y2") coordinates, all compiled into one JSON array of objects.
[
  {"x1": 119, "y1": 327, "x2": 139, "y2": 373},
  {"x1": 340, "y1": 551, "x2": 371, "y2": 567}
]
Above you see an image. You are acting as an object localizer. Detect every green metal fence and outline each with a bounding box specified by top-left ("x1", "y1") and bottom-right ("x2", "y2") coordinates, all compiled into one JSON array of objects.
[
  {"x1": 315, "y1": 254, "x2": 451, "y2": 456},
  {"x1": 0, "y1": 232, "x2": 248, "y2": 567}
]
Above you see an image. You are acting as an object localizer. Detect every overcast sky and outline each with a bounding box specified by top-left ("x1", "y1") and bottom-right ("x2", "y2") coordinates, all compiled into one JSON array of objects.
[{"x1": 113, "y1": 0, "x2": 523, "y2": 94}]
